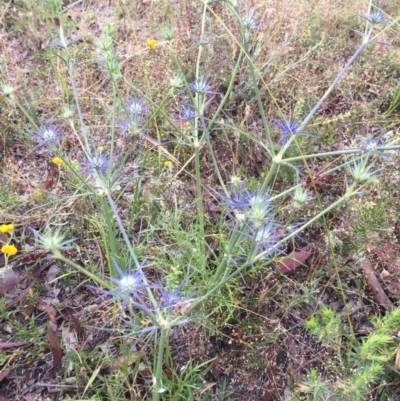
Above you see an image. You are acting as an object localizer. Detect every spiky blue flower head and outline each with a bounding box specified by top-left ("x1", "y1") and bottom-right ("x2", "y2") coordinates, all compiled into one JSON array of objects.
[
  {"x1": 350, "y1": 156, "x2": 379, "y2": 183},
  {"x1": 361, "y1": 131, "x2": 389, "y2": 157},
  {"x1": 85, "y1": 150, "x2": 109, "y2": 174},
  {"x1": 360, "y1": 7, "x2": 388, "y2": 25},
  {"x1": 191, "y1": 34, "x2": 211, "y2": 46},
  {"x1": 119, "y1": 114, "x2": 146, "y2": 136},
  {"x1": 47, "y1": 37, "x2": 76, "y2": 48},
  {"x1": 221, "y1": 186, "x2": 273, "y2": 228},
  {"x1": 159, "y1": 280, "x2": 189, "y2": 309},
  {"x1": 242, "y1": 9, "x2": 262, "y2": 31},
  {"x1": 46, "y1": 26, "x2": 76, "y2": 48},
  {"x1": 125, "y1": 95, "x2": 149, "y2": 117},
  {"x1": 246, "y1": 190, "x2": 274, "y2": 228},
  {"x1": 236, "y1": 220, "x2": 284, "y2": 263},
  {"x1": 275, "y1": 117, "x2": 302, "y2": 144},
  {"x1": 189, "y1": 76, "x2": 219, "y2": 95},
  {"x1": 178, "y1": 104, "x2": 198, "y2": 121},
  {"x1": 251, "y1": 221, "x2": 284, "y2": 256},
  {"x1": 101, "y1": 258, "x2": 156, "y2": 320},
  {"x1": 160, "y1": 24, "x2": 175, "y2": 42},
  {"x1": 34, "y1": 124, "x2": 62, "y2": 148},
  {"x1": 34, "y1": 224, "x2": 76, "y2": 258},
  {"x1": 293, "y1": 185, "x2": 314, "y2": 208}
]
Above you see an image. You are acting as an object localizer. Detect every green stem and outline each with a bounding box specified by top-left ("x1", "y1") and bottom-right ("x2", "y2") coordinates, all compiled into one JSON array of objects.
[
  {"x1": 152, "y1": 328, "x2": 168, "y2": 401},
  {"x1": 279, "y1": 36, "x2": 371, "y2": 158},
  {"x1": 194, "y1": 144, "x2": 206, "y2": 269},
  {"x1": 14, "y1": 100, "x2": 38, "y2": 129},
  {"x1": 190, "y1": 183, "x2": 358, "y2": 312},
  {"x1": 104, "y1": 187, "x2": 162, "y2": 314},
  {"x1": 260, "y1": 162, "x2": 279, "y2": 193},
  {"x1": 236, "y1": 7, "x2": 274, "y2": 156},
  {"x1": 211, "y1": 221, "x2": 242, "y2": 282},
  {"x1": 56, "y1": 255, "x2": 110, "y2": 289},
  {"x1": 66, "y1": 61, "x2": 90, "y2": 152}
]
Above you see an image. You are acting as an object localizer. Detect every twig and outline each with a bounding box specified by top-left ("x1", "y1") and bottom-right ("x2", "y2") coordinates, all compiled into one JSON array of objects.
[{"x1": 363, "y1": 260, "x2": 393, "y2": 311}]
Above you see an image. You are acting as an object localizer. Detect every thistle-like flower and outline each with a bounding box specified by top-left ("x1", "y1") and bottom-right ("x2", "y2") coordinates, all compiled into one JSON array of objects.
[
  {"x1": 47, "y1": 26, "x2": 76, "y2": 48},
  {"x1": 292, "y1": 185, "x2": 313, "y2": 208},
  {"x1": 85, "y1": 151, "x2": 109, "y2": 174},
  {"x1": 252, "y1": 222, "x2": 283, "y2": 256},
  {"x1": 170, "y1": 73, "x2": 184, "y2": 89},
  {"x1": 221, "y1": 186, "x2": 273, "y2": 227},
  {"x1": 34, "y1": 124, "x2": 62, "y2": 148},
  {"x1": 189, "y1": 76, "x2": 219, "y2": 95},
  {"x1": 61, "y1": 105, "x2": 75, "y2": 120},
  {"x1": 178, "y1": 104, "x2": 198, "y2": 121},
  {"x1": 360, "y1": 7, "x2": 388, "y2": 25},
  {"x1": 242, "y1": 9, "x2": 262, "y2": 31},
  {"x1": 191, "y1": 34, "x2": 211, "y2": 46},
  {"x1": 161, "y1": 24, "x2": 175, "y2": 41},
  {"x1": 119, "y1": 115, "x2": 147, "y2": 137},
  {"x1": 34, "y1": 224, "x2": 75, "y2": 257},
  {"x1": 2, "y1": 83, "x2": 14, "y2": 96},
  {"x1": 361, "y1": 131, "x2": 389, "y2": 157},
  {"x1": 237, "y1": 221, "x2": 284, "y2": 262},
  {"x1": 125, "y1": 96, "x2": 149, "y2": 117},
  {"x1": 159, "y1": 280, "x2": 190, "y2": 309},
  {"x1": 350, "y1": 156, "x2": 379, "y2": 183},
  {"x1": 275, "y1": 117, "x2": 302, "y2": 144},
  {"x1": 100, "y1": 258, "x2": 156, "y2": 320}
]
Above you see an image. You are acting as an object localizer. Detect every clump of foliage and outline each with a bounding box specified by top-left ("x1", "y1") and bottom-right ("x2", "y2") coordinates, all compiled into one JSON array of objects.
[{"x1": 1, "y1": 0, "x2": 400, "y2": 400}]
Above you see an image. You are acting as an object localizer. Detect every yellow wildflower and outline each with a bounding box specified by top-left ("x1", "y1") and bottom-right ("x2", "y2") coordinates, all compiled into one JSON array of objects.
[
  {"x1": 33, "y1": 189, "x2": 44, "y2": 199},
  {"x1": 0, "y1": 224, "x2": 14, "y2": 234},
  {"x1": 164, "y1": 160, "x2": 172, "y2": 167},
  {"x1": 52, "y1": 157, "x2": 63, "y2": 165},
  {"x1": 1, "y1": 244, "x2": 18, "y2": 256},
  {"x1": 97, "y1": 146, "x2": 104, "y2": 153},
  {"x1": 146, "y1": 39, "x2": 156, "y2": 50}
]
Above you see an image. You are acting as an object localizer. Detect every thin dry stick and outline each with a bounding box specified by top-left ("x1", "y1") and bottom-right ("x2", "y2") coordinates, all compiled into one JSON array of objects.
[{"x1": 363, "y1": 260, "x2": 394, "y2": 311}]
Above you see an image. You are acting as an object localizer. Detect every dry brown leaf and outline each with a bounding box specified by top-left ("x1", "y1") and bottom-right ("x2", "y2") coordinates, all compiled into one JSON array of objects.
[
  {"x1": 363, "y1": 260, "x2": 393, "y2": 311},
  {"x1": 44, "y1": 305, "x2": 63, "y2": 374},
  {"x1": 265, "y1": 349, "x2": 277, "y2": 401},
  {"x1": 0, "y1": 371, "x2": 10, "y2": 383},
  {"x1": 0, "y1": 270, "x2": 17, "y2": 295},
  {"x1": 278, "y1": 247, "x2": 312, "y2": 274},
  {"x1": 0, "y1": 341, "x2": 27, "y2": 349}
]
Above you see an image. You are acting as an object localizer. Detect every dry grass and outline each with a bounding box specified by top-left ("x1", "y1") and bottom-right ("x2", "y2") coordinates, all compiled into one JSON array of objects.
[{"x1": 1, "y1": 0, "x2": 400, "y2": 400}]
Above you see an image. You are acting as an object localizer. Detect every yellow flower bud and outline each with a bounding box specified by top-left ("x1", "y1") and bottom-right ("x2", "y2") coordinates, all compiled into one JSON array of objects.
[
  {"x1": 1, "y1": 244, "x2": 18, "y2": 256},
  {"x1": 52, "y1": 157, "x2": 63, "y2": 165},
  {"x1": 146, "y1": 39, "x2": 156, "y2": 50},
  {"x1": 0, "y1": 224, "x2": 14, "y2": 234}
]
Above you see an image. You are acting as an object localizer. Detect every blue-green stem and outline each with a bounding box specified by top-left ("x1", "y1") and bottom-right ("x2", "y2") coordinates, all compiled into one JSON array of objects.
[
  {"x1": 65, "y1": 59, "x2": 90, "y2": 153},
  {"x1": 56, "y1": 254, "x2": 110, "y2": 289},
  {"x1": 99, "y1": 197, "x2": 119, "y2": 273},
  {"x1": 211, "y1": 221, "x2": 243, "y2": 282},
  {"x1": 279, "y1": 32, "x2": 373, "y2": 161},
  {"x1": 13, "y1": 99, "x2": 39, "y2": 130},
  {"x1": 258, "y1": 33, "x2": 374, "y2": 194},
  {"x1": 233, "y1": 5, "x2": 274, "y2": 157},
  {"x1": 191, "y1": 4, "x2": 208, "y2": 268},
  {"x1": 104, "y1": 181, "x2": 162, "y2": 315},
  {"x1": 190, "y1": 182, "x2": 359, "y2": 312},
  {"x1": 152, "y1": 328, "x2": 169, "y2": 401}
]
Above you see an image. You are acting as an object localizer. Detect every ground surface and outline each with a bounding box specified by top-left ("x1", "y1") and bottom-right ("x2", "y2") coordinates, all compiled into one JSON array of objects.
[{"x1": 1, "y1": 0, "x2": 400, "y2": 400}]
